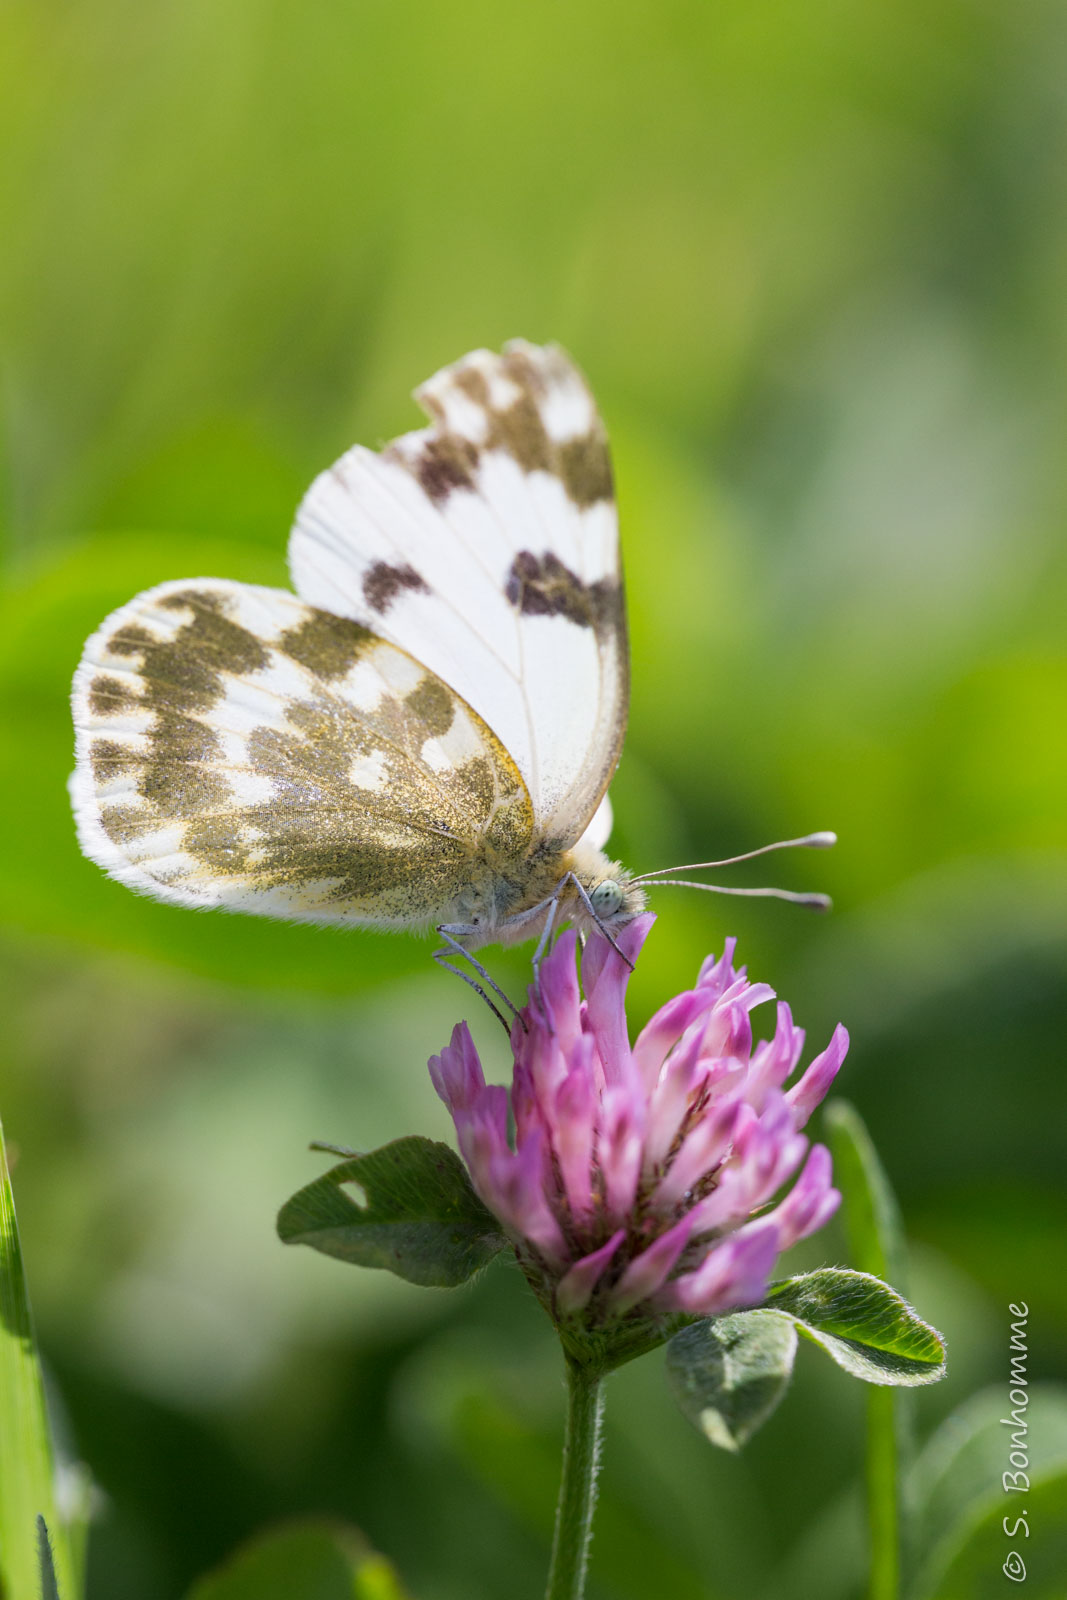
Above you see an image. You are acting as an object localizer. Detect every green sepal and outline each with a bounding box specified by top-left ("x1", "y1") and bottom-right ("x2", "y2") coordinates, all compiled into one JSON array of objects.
[
  {"x1": 666, "y1": 1309, "x2": 798, "y2": 1451},
  {"x1": 277, "y1": 1135, "x2": 508, "y2": 1287},
  {"x1": 766, "y1": 1268, "x2": 946, "y2": 1385},
  {"x1": 554, "y1": 1311, "x2": 690, "y2": 1377}
]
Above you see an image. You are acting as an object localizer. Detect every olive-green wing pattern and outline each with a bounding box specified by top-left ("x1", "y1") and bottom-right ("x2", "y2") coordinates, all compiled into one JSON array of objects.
[{"x1": 71, "y1": 580, "x2": 534, "y2": 925}]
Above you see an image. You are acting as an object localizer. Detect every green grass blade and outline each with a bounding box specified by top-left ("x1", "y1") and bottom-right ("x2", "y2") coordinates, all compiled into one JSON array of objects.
[
  {"x1": 908, "y1": 1383, "x2": 1067, "y2": 1596},
  {"x1": 37, "y1": 1517, "x2": 61, "y2": 1600},
  {"x1": 0, "y1": 1119, "x2": 75, "y2": 1600},
  {"x1": 824, "y1": 1101, "x2": 907, "y2": 1288},
  {"x1": 825, "y1": 1101, "x2": 912, "y2": 1600}
]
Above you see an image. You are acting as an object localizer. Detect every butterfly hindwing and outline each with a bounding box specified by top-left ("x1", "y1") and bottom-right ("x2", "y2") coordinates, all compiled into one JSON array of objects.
[
  {"x1": 289, "y1": 340, "x2": 628, "y2": 847},
  {"x1": 71, "y1": 579, "x2": 534, "y2": 923}
]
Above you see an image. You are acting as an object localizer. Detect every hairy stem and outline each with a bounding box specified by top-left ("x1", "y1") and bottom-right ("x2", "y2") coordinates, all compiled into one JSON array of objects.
[
  {"x1": 867, "y1": 1386, "x2": 902, "y2": 1600},
  {"x1": 545, "y1": 1358, "x2": 605, "y2": 1600}
]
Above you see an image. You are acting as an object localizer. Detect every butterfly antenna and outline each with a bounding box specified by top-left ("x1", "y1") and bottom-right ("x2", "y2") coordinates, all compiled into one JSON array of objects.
[
  {"x1": 639, "y1": 880, "x2": 832, "y2": 910},
  {"x1": 630, "y1": 830, "x2": 836, "y2": 911}
]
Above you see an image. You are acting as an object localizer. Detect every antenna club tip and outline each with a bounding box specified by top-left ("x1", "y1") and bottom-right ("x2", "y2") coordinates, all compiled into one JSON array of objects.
[
  {"x1": 803, "y1": 894, "x2": 833, "y2": 913},
  {"x1": 805, "y1": 831, "x2": 837, "y2": 849}
]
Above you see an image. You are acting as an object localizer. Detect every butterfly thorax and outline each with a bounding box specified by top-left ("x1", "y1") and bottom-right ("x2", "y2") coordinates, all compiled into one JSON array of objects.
[{"x1": 443, "y1": 840, "x2": 647, "y2": 951}]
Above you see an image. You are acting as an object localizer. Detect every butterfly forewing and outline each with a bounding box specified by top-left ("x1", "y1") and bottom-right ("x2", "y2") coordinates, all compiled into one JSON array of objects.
[
  {"x1": 288, "y1": 340, "x2": 628, "y2": 846},
  {"x1": 71, "y1": 580, "x2": 534, "y2": 923}
]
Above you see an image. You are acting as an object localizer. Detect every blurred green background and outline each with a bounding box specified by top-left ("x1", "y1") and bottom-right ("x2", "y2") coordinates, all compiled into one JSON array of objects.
[{"x1": 2, "y1": 1, "x2": 1065, "y2": 1596}]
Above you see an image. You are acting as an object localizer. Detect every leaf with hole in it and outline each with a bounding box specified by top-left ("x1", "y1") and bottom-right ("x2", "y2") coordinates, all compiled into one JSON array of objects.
[
  {"x1": 184, "y1": 1518, "x2": 412, "y2": 1600},
  {"x1": 766, "y1": 1269, "x2": 946, "y2": 1386},
  {"x1": 665, "y1": 1310, "x2": 798, "y2": 1451},
  {"x1": 277, "y1": 1136, "x2": 508, "y2": 1287},
  {"x1": 0, "y1": 1121, "x2": 80, "y2": 1600}
]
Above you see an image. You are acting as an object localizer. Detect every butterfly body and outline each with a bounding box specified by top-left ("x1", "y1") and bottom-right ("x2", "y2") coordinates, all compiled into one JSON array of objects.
[
  {"x1": 438, "y1": 841, "x2": 645, "y2": 953},
  {"x1": 71, "y1": 341, "x2": 644, "y2": 953}
]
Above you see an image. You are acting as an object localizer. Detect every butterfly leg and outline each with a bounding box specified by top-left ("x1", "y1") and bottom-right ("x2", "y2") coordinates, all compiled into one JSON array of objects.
[
  {"x1": 529, "y1": 873, "x2": 635, "y2": 978},
  {"x1": 527, "y1": 888, "x2": 566, "y2": 1016},
  {"x1": 433, "y1": 928, "x2": 522, "y2": 1034},
  {"x1": 520, "y1": 873, "x2": 636, "y2": 1017},
  {"x1": 529, "y1": 891, "x2": 561, "y2": 970}
]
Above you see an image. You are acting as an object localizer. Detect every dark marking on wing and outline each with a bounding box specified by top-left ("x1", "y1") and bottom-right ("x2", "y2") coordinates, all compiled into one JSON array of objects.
[
  {"x1": 362, "y1": 561, "x2": 429, "y2": 614},
  {"x1": 405, "y1": 675, "x2": 455, "y2": 737},
  {"x1": 89, "y1": 675, "x2": 137, "y2": 716},
  {"x1": 88, "y1": 574, "x2": 533, "y2": 911},
  {"x1": 109, "y1": 590, "x2": 268, "y2": 705},
  {"x1": 90, "y1": 739, "x2": 140, "y2": 784},
  {"x1": 505, "y1": 551, "x2": 624, "y2": 637},
  {"x1": 100, "y1": 803, "x2": 158, "y2": 845},
  {"x1": 409, "y1": 345, "x2": 614, "y2": 509},
  {"x1": 557, "y1": 431, "x2": 614, "y2": 508},
  {"x1": 279, "y1": 609, "x2": 374, "y2": 679},
  {"x1": 213, "y1": 683, "x2": 530, "y2": 905},
  {"x1": 102, "y1": 589, "x2": 267, "y2": 827},
  {"x1": 405, "y1": 433, "x2": 478, "y2": 503}
]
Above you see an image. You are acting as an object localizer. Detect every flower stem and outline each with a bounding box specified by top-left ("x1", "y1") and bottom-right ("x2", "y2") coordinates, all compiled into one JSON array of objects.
[
  {"x1": 545, "y1": 1358, "x2": 605, "y2": 1600},
  {"x1": 866, "y1": 1386, "x2": 901, "y2": 1600}
]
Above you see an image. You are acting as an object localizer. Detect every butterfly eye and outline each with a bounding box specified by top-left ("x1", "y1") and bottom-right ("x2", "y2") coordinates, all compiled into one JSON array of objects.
[{"x1": 589, "y1": 879, "x2": 624, "y2": 918}]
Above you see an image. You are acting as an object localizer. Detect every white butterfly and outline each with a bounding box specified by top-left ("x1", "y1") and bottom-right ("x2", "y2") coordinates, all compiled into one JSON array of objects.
[
  {"x1": 71, "y1": 339, "x2": 833, "y2": 1011},
  {"x1": 70, "y1": 343, "x2": 650, "y2": 982}
]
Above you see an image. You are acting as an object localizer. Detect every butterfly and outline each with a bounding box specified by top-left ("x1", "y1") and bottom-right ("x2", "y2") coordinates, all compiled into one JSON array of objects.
[
  {"x1": 70, "y1": 340, "x2": 832, "y2": 1016},
  {"x1": 70, "y1": 344, "x2": 653, "y2": 984}
]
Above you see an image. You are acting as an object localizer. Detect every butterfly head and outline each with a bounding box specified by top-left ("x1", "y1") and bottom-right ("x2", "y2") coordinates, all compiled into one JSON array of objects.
[
  {"x1": 587, "y1": 868, "x2": 646, "y2": 924},
  {"x1": 567, "y1": 846, "x2": 648, "y2": 938}
]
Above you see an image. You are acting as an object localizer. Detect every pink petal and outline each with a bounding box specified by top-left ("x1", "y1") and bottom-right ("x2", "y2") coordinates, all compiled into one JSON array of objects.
[
  {"x1": 518, "y1": 1016, "x2": 569, "y2": 1115},
  {"x1": 611, "y1": 1214, "x2": 694, "y2": 1313},
  {"x1": 685, "y1": 1164, "x2": 744, "y2": 1233},
  {"x1": 552, "y1": 1036, "x2": 598, "y2": 1220},
  {"x1": 654, "y1": 1095, "x2": 741, "y2": 1207},
  {"x1": 598, "y1": 1082, "x2": 645, "y2": 1224},
  {"x1": 744, "y1": 1003, "x2": 806, "y2": 1109},
  {"x1": 633, "y1": 988, "x2": 712, "y2": 1086},
  {"x1": 697, "y1": 985, "x2": 773, "y2": 1065},
  {"x1": 696, "y1": 938, "x2": 739, "y2": 996},
  {"x1": 427, "y1": 1022, "x2": 485, "y2": 1113},
  {"x1": 786, "y1": 1024, "x2": 849, "y2": 1127},
  {"x1": 427, "y1": 919, "x2": 847, "y2": 1322},
  {"x1": 658, "y1": 1220, "x2": 779, "y2": 1316},
  {"x1": 531, "y1": 929, "x2": 583, "y2": 1055},
  {"x1": 644, "y1": 1025, "x2": 709, "y2": 1170},
  {"x1": 731, "y1": 1092, "x2": 809, "y2": 1210},
  {"x1": 485, "y1": 1129, "x2": 568, "y2": 1267},
  {"x1": 762, "y1": 1143, "x2": 840, "y2": 1250},
  {"x1": 453, "y1": 1086, "x2": 511, "y2": 1197},
  {"x1": 511, "y1": 1060, "x2": 540, "y2": 1144},
  {"x1": 581, "y1": 913, "x2": 654, "y2": 1075},
  {"x1": 555, "y1": 1230, "x2": 626, "y2": 1315}
]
